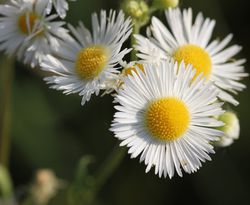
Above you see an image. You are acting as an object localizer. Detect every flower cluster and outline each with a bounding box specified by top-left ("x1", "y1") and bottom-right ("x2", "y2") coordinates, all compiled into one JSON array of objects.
[{"x1": 0, "y1": 0, "x2": 247, "y2": 178}]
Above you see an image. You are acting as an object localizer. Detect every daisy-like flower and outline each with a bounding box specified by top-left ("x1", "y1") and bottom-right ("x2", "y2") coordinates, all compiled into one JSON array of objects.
[
  {"x1": 110, "y1": 60, "x2": 224, "y2": 178},
  {"x1": 135, "y1": 8, "x2": 248, "y2": 105},
  {"x1": 0, "y1": 0, "x2": 71, "y2": 67},
  {"x1": 40, "y1": 10, "x2": 132, "y2": 105},
  {"x1": 44, "y1": 0, "x2": 76, "y2": 19}
]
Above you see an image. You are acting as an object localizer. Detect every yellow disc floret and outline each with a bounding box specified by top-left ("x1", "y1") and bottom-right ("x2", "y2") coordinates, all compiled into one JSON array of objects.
[
  {"x1": 75, "y1": 46, "x2": 108, "y2": 80},
  {"x1": 145, "y1": 97, "x2": 190, "y2": 141},
  {"x1": 173, "y1": 44, "x2": 212, "y2": 80},
  {"x1": 18, "y1": 12, "x2": 37, "y2": 34}
]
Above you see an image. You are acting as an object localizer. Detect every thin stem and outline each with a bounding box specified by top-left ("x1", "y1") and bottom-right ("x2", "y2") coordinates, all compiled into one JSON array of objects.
[
  {"x1": 130, "y1": 23, "x2": 141, "y2": 61},
  {"x1": 82, "y1": 145, "x2": 126, "y2": 205},
  {"x1": 94, "y1": 145, "x2": 126, "y2": 192},
  {"x1": 0, "y1": 57, "x2": 14, "y2": 167}
]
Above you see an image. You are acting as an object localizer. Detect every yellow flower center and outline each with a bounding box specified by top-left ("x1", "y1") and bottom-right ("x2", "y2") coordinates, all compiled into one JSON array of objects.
[
  {"x1": 145, "y1": 97, "x2": 190, "y2": 141},
  {"x1": 75, "y1": 46, "x2": 108, "y2": 80},
  {"x1": 18, "y1": 12, "x2": 37, "y2": 34},
  {"x1": 123, "y1": 64, "x2": 144, "y2": 76},
  {"x1": 173, "y1": 44, "x2": 212, "y2": 80}
]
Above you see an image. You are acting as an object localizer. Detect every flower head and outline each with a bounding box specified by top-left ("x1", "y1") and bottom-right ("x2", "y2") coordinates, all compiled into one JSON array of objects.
[
  {"x1": 135, "y1": 8, "x2": 248, "y2": 105},
  {"x1": 111, "y1": 60, "x2": 224, "y2": 178},
  {"x1": 0, "y1": 0, "x2": 71, "y2": 67},
  {"x1": 41, "y1": 10, "x2": 132, "y2": 105}
]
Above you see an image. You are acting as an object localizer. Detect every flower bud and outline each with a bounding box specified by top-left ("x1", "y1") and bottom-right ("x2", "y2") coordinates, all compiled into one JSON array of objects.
[
  {"x1": 153, "y1": 0, "x2": 179, "y2": 10},
  {"x1": 122, "y1": 0, "x2": 149, "y2": 24},
  {"x1": 30, "y1": 169, "x2": 65, "y2": 205},
  {"x1": 215, "y1": 111, "x2": 240, "y2": 147},
  {"x1": 121, "y1": 61, "x2": 144, "y2": 76}
]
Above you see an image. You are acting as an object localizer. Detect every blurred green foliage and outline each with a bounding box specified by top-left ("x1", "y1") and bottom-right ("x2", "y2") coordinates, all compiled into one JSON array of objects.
[{"x1": 0, "y1": 0, "x2": 250, "y2": 204}]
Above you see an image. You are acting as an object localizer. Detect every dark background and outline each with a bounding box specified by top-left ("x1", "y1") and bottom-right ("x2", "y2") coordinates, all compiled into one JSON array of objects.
[{"x1": 3, "y1": 0, "x2": 250, "y2": 204}]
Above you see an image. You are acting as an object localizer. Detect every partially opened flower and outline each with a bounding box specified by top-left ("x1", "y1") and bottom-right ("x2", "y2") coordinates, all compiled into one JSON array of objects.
[
  {"x1": 44, "y1": 0, "x2": 76, "y2": 19},
  {"x1": 0, "y1": 0, "x2": 70, "y2": 67},
  {"x1": 135, "y1": 8, "x2": 248, "y2": 105},
  {"x1": 214, "y1": 111, "x2": 240, "y2": 147},
  {"x1": 41, "y1": 10, "x2": 132, "y2": 105},
  {"x1": 111, "y1": 60, "x2": 224, "y2": 178},
  {"x1": 120, "y1": 60, "x2": 145, "y2": 77}
]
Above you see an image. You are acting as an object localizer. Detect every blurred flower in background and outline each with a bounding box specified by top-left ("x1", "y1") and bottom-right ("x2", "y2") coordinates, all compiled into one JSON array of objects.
[
  {"x1": 29, "y1": 169, "x2": 65, "y2": 205},
  {"x1": 0, "y1": 0, "x2": 71, "y2": 68}
]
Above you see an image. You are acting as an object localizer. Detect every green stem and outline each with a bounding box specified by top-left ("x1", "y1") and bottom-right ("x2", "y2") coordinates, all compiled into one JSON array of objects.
[
  {"x1": 148, "y1": 7, "x2": 157, "y2": 15},
  {"x1": 130, "y1": 23, "x2": 141, "y2": 61},
  {"x1": 69, "y1": 146, "x2": 126, "y2": 205},
  {"x1": 94, "y1": 146, "x2": 126, "y2": 193},
  {"x1": 0, "y1": 57, "x2": 14, "y2": 167}
]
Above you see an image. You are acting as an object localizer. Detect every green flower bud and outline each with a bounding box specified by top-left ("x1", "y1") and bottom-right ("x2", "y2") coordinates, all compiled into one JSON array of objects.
[
  {"x1": 153, "y1": 0, "x2": 179, "y2": 9},
  {"x1": 122, "y1": 0, "x2": 149, "y2": 25},
  {"x1": 215, "y1": 111, "x2": 240, "y2": 147}
]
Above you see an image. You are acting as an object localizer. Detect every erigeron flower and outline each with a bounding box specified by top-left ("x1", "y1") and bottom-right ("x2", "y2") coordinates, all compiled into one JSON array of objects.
[
  {"x1": 44, "y1": 0, "x2": 76, "y2": 19},
  {"x1": 110, "y1": 60, "x2": 224, "y2": 178},
  {"x1": 135, "y1": 8, "x2": 248, "y2": 105},
  {"x1": 41, "y1": 10, "x2": 132, "y2": 105},
  {"x1": 0, "y1": 0, "x2": 71, "y2": 67}
]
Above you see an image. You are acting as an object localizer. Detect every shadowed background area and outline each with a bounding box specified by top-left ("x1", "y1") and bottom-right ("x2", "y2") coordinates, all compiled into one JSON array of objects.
[{"x1": 1, "y1": 0, "x2": 250, "y2": 204}]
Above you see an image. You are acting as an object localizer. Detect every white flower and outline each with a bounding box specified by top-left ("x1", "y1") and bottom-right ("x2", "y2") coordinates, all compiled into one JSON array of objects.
[
  {"x1": 44, "y1": 0, "x2": 76, "y2": 19},
  {"x1": 0, "y1": 0, "x2": 71, "y2": 67},
  {"x1": 41, "y1": 10, "x2": 132, "y2": 105},
  {"x1": 135, "y1": 8, "x2": 248, "y2": 105},
  {"x1": 110, "y1": 60, "x2": 224, "y2": 178}
]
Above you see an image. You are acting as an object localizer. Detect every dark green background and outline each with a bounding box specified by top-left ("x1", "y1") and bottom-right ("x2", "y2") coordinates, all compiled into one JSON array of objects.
[{"x1": 2, "y1": 0, "x2": 250, "y2": 204}]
